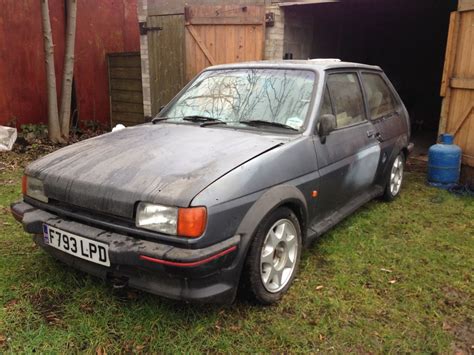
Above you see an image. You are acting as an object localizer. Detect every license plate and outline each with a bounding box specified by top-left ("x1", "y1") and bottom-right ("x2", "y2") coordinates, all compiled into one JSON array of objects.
[{"x1": 43, "y1": 224, "x2": 110, "y2": 267}]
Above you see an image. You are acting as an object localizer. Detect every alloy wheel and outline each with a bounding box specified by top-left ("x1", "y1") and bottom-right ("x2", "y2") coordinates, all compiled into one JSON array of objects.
[{"x1": 260, "y1": 219, "x2": 299, "y2": 293}]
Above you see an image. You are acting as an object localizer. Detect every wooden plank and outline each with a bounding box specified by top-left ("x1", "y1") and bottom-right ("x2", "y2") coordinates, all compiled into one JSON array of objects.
[
  {"x1": 452, "y1": 104, "x2": 473, "y2": 136},
  {"x1": 458, "y1": 0, "x2": 474, "y2": 12},
  {"x1": 110, "y1": 90, "x2": 143, "y2": 103},
  {"x1": 185, "y1": 4, "x2": 265, "y2": 22},
  {"x1": 109, "y1": 56, "x2": 141, "y2": 68},
  {"x1": 110, "y1": 67, "x2": 142, "y2": 80},
  {"x1": 279, "y1": 0, "x2": 339, "y2": 6},
  {"x1": 440, "y1": 12, "x2": 460, "y2": 97},
  {"x1": 111, "y1": 111, "x2": 145, "y2": 123},
  {"x1": 109, "y1": 79, "x2": 142, "y2": 91},
  {"x1": 451, "y1": 78, "x2": 474, "y2": 90},
  {"x1": 186, "y1": 25, "x2": 217, "y2": 65},
  {"x1": 186, "y1": 17, "x2": 263, "y2": 25},
  {"x1": 111, "y1": 102, "x2": 144, "y2": 114}
]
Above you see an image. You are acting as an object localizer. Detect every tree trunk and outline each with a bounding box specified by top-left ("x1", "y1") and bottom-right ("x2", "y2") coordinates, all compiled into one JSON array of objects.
[
  {"x1": 59, "y1": 0, "x2": 77, "y2": 140},
  {"x1": 40, "y1": 0, "x2": 63, "y2": 143}
]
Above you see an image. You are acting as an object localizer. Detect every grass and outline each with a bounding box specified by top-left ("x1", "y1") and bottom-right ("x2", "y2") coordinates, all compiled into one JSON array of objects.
[{"x1": 0, "y1": 165, "x2": 473, "y2": 353}]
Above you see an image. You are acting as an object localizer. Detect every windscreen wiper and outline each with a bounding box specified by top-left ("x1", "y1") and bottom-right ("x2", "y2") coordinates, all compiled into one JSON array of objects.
[
  {"x1": 182, "y1": 115, "x2": 227, "y2": 127},
  {"x1": 239, "y1": 120, "x2": 298, "y2": 131},
  {"x1": 151, "y1": 117, "x2": 170, "y2": 124}
]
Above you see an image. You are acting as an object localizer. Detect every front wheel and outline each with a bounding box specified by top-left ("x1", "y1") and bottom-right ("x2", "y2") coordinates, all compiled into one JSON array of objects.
[
  {"x1": 383, "y1": 153, "x2": 405, "y2": 201},
  {"x1": 243, "y1": 207, "x2": 302, "y2": 304}
]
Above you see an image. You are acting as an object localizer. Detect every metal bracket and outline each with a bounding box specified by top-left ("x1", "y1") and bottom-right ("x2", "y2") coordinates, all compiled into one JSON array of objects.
[
  {"x1": 139, "y1": 21, "x2": 163, "y2": 35},
  {"x1": 265, "y1": 12, "x2": 275, "y2": 27}
]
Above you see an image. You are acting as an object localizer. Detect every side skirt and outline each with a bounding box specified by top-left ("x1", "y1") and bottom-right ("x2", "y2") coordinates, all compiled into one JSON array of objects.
[{"x1": 305, "y1": 185, "x2": 384, "y2": 247}]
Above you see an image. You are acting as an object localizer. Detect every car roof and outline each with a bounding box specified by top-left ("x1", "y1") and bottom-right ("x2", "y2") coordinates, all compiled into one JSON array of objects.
[{"x1": 205, "y1": 59, "x2": 382, "y2": 72}]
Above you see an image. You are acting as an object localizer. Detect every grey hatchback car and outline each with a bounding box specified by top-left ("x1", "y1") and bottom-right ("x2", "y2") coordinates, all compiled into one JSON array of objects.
[{"x1": 12, "y1": 60, "x2": 413, "y2": 304}]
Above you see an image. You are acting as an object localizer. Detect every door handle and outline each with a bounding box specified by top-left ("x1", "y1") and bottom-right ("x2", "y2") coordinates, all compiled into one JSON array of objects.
[{"x1": 367, "y1": 130, "x2": 383, "y2": 142}]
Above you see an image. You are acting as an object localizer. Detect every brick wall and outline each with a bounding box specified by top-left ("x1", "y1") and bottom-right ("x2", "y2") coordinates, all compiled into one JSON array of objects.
[
  {"x1": 264, "y1": 5, "x2": 285, "y2": 60},
  {"x1": 137, "y1": 0, "x2": 152, "y2": 118}
]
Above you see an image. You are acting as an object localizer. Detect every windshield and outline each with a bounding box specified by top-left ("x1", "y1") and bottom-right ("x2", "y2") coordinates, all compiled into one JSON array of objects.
[{"x1": 162, "y1": 68, "x2": 316, "y2": 131}]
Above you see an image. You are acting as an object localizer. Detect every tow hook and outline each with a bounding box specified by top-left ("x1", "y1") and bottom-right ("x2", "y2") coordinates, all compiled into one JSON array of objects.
[{"x1": 109, "y1": 275, "x2": 129, "y2": 289}]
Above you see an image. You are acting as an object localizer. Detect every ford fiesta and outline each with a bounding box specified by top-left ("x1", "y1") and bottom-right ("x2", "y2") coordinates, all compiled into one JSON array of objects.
[{"x1": 11, "y1": 60, "x2": 413, "y2": 304}]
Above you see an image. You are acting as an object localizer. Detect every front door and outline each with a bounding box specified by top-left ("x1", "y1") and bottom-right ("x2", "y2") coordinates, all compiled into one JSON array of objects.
[{"x1": 313, "y1": 72, "x2": 381, "y2": 220}]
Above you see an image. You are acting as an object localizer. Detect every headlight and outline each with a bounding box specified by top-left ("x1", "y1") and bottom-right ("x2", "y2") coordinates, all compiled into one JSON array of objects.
[
  {"x1": 22, "y1": 175, "x2": 48, "y2": 203},
  {"x1": 136, "y1": 202, "x2": 207, "y2": 238}
]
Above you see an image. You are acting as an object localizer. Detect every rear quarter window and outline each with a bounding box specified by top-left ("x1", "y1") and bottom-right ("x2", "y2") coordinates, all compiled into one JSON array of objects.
[{"x1": 362, "y1": 73, "x2": 397, "y2": 119}]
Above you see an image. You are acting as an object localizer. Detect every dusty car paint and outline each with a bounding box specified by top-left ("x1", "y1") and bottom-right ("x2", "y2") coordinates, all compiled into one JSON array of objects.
[{"x1": 12, "y1": 60, "x2": 412, "y2": 303}]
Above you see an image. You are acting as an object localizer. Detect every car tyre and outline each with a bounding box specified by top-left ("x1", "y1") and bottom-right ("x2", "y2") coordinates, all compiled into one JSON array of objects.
[
  {"x1": 243, "y1": 207, "x2": 302, "y2": 305},
  {"x1": 383, "y1": 152, "x2": 405, "y2": 201}
]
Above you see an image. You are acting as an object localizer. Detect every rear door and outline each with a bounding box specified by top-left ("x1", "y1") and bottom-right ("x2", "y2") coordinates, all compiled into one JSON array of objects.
[
  {"x1": 313, "y1": 71, "x2": 381, "y2": 219},
  {"x1": 360, "y1": 71, "x2": 408, "y2": 186}
]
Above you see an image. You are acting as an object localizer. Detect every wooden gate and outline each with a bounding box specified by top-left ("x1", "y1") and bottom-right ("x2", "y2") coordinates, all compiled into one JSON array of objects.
[
  {"x1": 184, "y1": 4, "x2": 266, "y2": 82},
  {"x1": 107, "y1": 52, "x2": 144, "y2": 127},
  {"x1": 439, "y1": 1, "x2": 474, "y2": 167},
  {"x1": 146, "y1": 14, "x2": 186, "y2": 116}
]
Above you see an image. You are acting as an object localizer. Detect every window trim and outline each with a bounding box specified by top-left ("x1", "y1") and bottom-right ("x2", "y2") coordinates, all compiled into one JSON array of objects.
[
  {"x1": 160, "y1": 67, "x2": 320, "y2": 134},
  {"x1": 321, "y1": 70, "x2": 369, "y2": 132},
  {"x1": 359, "y1": 70, "x2": 399, "y2": 121}
]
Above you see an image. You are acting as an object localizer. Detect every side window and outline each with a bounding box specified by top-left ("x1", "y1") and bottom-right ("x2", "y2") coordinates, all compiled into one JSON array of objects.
[
  {"x1": 362, "y1": 73, "x2": 397, "y2": 119},
  {"x1": 327, "y1": 73, "x2": 366, "y2": 128}
]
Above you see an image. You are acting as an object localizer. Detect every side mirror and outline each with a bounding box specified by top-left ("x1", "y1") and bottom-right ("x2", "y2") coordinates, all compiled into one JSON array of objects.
[{"x1": 318, "y1": 114, "x2": 336, "y2": 143}]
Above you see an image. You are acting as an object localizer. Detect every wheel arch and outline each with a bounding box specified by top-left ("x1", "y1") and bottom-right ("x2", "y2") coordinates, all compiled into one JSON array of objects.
[{"x1": 235, "y1": 185, "x2": 308, "y2": 256}]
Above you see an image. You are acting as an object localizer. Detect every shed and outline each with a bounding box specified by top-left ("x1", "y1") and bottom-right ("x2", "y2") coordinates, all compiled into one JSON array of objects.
[{"x1": 137, "y1": 0, "x2": 474, "y2": 182}]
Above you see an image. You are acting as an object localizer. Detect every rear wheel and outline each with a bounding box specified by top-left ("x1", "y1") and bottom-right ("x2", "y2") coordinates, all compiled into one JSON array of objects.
[
  {"x1": 243, "y1": 207, "x2": 302, "y2": 304},
  {"x1": 383, "y1": 153, "x2": 405, "y2": 201}
]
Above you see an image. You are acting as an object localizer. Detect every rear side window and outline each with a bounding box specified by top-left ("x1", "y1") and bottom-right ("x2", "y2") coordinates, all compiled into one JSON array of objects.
[
  {"x1": 327, "y1": 73, "x2": 366, "y2": 128},
  {"x1": 362, "y1": 73, "x2": 397, "y2": 119}
]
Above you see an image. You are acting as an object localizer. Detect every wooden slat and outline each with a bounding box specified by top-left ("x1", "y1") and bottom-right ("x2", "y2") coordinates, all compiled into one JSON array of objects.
[
  {"x1": 108, "y1": 56, "x2": 141, "y2": 68},
  {"x1": 440, "y1": 12, "x2": 460, "y2": 97},
  {"x1": 451, "y1": 78, "x2": 474, "y2": 90},
  {"x1": 186, "y1": 17, "x2": 263, "y2": 25},
  {"x1": 186, "y1": 25, "x2": 217, "y2": 65},
  {"x1": 147, "y1": 0, "x2": 266, "y2": 16},
  {"x1": 109, "y1": 79, "x2": 142, "y2": 91},
  {"x1": 458, "y1": 0, "x2": 474, "y2": 12},
  {"x1": 110, "y1": 90, "x2": 143, "y2": 103},
  {"x1": 451, "y1": 104, "x2": 473, "y2": 137},
  {"x1": 111, "y1": 101, "x2": 144, "y2": 114},
  {"x1": 111, "y1": 111, "x2": 145, "y2": 123},
  {"x1": 110, "y1": 67, "x2": 142, "y2": 80}
]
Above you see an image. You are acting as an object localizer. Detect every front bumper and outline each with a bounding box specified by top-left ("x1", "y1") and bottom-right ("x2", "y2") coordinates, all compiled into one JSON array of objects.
[{"x1": 11, "y1": 201, "x2": 242, "y2": 304}]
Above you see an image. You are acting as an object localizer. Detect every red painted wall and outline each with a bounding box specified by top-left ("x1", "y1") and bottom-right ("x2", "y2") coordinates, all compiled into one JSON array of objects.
[{"x1": 0, "y1": 0, "x2": 139, "y2": 128}]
